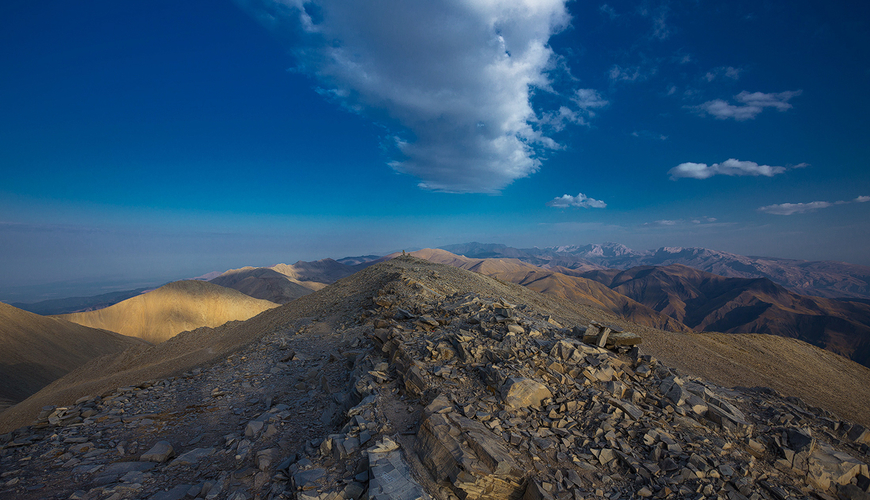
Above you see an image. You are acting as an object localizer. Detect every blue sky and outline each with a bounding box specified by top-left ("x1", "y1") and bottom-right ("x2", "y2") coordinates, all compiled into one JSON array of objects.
[{"x1": 1, "y1": 0, "x2": 869, "y2": 300}]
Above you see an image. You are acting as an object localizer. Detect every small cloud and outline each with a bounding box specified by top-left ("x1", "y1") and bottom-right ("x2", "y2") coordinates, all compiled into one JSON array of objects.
[
  {"x1": 538, "y1": 88, "x2": 608, "y2": 130},
  {"x1": 757, "y1": 202, "x2": 833, "y2": 215},
  {"x1": 609, "y1": 65, "x2": 643, "y2": 83},
  {"x1": 666, "y1": 85, "x2": 677, "y2": 95},
  {"x1": 705, "y1": 66, "x2": 743, "y2": 82},
  {"x1": 572, "y1": 89, "x2": 609, "y2": 112},
  {"x1": 599, "y1": 4, "x2": 617, "y2": 19},
  {"x1": 639, "y1": 4, "x2": 670, "y2": 40},
  {"x1": 655, "y1": 220, "x2": 678, "y2": 226},
  {"x1": 669, "y1": 158, "x2": 789, "y2": 180},
  {"x1": 690, "y1": 217, "x2": 717, "y2": 224},
  {"x1": 632, "y1": 130, "x2": 668, "y2": 141},
  {"x1": 759, "y1": 196, "x2": 870, "y2": 215},
  {"x1": 692, "y1": 90, "x2": 802, "y2": 121},
  {"x1": 724, "y1": 67, "x2": 743, "y2": 79},
  {"x1": 547, "y1": 193, "x2": 607, "y2": 209}
]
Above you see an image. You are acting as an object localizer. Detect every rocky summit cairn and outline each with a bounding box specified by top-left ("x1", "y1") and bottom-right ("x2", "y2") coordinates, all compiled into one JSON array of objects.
[{"x1": 0, "y1": 257, "x2": 868, "y2": 500}]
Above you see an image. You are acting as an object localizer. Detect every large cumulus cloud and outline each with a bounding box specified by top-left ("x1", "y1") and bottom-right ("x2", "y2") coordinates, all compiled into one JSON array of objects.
[{"x1": 240, "y1": 0, "x2": 580, "y2": 192}]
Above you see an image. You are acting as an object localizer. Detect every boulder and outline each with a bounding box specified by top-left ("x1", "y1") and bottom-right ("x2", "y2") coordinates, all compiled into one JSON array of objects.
[
  {"x1": 501, "y1": 378, "x2": 552, "y2": 410},
  {"x1": 140, "y1": 441, "x2": 174, "y2": 463},
  {"x1": 417, "y1": 409, "x2": 526, "y2": 500}
]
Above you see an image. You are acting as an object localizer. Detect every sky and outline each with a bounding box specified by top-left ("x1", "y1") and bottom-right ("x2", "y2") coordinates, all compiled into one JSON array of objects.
[{"x1": 1, "y1": 0, "x2": 869, "y2": 301}]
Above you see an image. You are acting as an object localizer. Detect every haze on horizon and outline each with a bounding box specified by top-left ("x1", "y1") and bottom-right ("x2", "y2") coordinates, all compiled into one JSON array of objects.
[{"x1": 1, "y1": 0, "x2": 868, "y2": 300}]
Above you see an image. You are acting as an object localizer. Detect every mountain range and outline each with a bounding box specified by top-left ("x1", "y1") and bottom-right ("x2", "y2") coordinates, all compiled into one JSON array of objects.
[
  {"x1": 409, "y1": 249, "x2": 870, "y2": 368},
  {"x1": 441, "y1": 242, "x2": 870, "y2": 300},
  {"x1": 3, "y1": 240, "x2": 869, "y2": 415}
]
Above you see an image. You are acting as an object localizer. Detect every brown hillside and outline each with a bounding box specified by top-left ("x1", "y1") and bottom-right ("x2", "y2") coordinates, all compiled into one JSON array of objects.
[
  {"x1": 210, "y1": 266, "x2": 324, "y2": 304},
  {"x1": 0, "y1": 302, "x2": 148, "y2": 411},
  {"x1": 408, "y1": 249, "x2": 688, "y2": 332},
  {"x1": 270, "y1": 258, "x2": 357, "y2": 283},
  {"x1": 581, "y1": 264, "x2": 870, "y2": 366},
  {"x1": 56, "y1": 280, "x2": 279, "y2": 344}
]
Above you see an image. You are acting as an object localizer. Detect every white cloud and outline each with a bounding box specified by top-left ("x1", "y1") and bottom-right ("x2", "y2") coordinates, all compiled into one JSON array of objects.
[
  {"x1": 669, "y1": 158, "x2": 788, "y2": 180},
  {"x1": 758, "y1": 196, "x2": 870, "y2": 215},
  {"x1": 547, "y1": 193, "x2": 607, "y2": 209},
  {"x1": 704, "y1": 66, "x2": 743, "y2": 82},
  {"x1": 647, "y1": 216, "x2": 719, "y2": 226},
  {"x1": 599, "y1": 4, "x2": 617, "y2": 19},
  {"x1": 638, "y1": 4, "x2": 670, "y2": 40},
  {"x1": 693, "y1": 90, "x2": 802, "y2": 120},
  {"x1": 757, "y1": 202, "x2": 833, "y2": 215},
  {"x1": 572, "y1": 88, "x2": 609, "y2": 112},
  {"x1": 632, "y1": 130, "x2": 667, "y2": 141},
  {"x1": 240, "y1": 0, "x2": 579, "y2": 193},
  {"x1": 540, "y1": 88, "x2": 610, "y2": 130},
  {"x1": 609, "y1": 65, "x2": 643, "y2": 83}
]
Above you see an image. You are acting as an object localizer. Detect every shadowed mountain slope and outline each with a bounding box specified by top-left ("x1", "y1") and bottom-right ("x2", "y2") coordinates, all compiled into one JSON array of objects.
[
  {"x1": 580, "y1": 264, "x2": 870, "y2": 367},
  {"x1": 0, "y1": 302, "x2": 148, "y2": 412},
  {"x1": 407, "y1": 249, "x2": 689, "y2": 332},
  {"x1": 56, "y1": 280, "x2": 279, "y2": 344},
  {"x1": 210, "y1": 258, "x2": 372, "y2": 303},
  {"x1": 209, "y1": 267, "x2": 323, "y2": 304},
  {"x1": 270, "y1": 258, "x2": 358, "y2": 283}
]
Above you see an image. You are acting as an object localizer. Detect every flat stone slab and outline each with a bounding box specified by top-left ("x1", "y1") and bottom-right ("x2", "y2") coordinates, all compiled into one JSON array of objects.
[
  {"x1": 170, "y1": 447, "x2": 215, "y2": 467},
  {"x1": 368, "y1": 449, "x2": 431, "y2": 500},
  {"x1": 141, "y1": 441, "x2": 174, "y2": 462}
]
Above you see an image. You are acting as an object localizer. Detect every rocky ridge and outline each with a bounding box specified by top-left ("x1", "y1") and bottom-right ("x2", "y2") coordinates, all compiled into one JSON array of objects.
[{"x1": 1, "y1": 257, "x2": 869, "y2": 500}]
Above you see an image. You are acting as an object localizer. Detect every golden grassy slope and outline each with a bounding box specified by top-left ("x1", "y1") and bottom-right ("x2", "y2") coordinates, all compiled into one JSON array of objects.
[{"x1": 56, "y1": 280, "x2": 279, "y2": 344}]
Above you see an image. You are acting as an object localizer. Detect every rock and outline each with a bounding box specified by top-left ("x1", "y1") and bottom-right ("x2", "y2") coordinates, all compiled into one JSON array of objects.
[
  {"x1": 245, "y1": 420, "x2": 264, "y2": 438},
  {"x1": 371, "y1": 437, "x2": 401, "y2": 453},
  {"x1": 93, "y1": 461, "x2": 156, "y2": 484},
  {"x1": 148, "y1": 484, "x2": 193, "y2": 500},
  {"x1": 706, "y1": 402, "x2": 752, "y2": 436},
  {"x1": 417, "y1": 409, "x2": 526, "y2": 500},
  {"x1": 522, "y1": 480, "x2": 555, "y2": 500},
  {"x1": 170, "y1": 447, "x2": 215, "y2": 467},
  {"x1": 140, "y1": 441, "x2": 174, "y2": 463},
  {"x1": 807, "y1": 441, "x2": 868, "y2": 490},
  {"x1": 507, "y1": 324, "x2": 525, "y2": 335},
  {"x1": 849, "y1": 425, "x2": 870, "y2": 446},
  {"x1": 609, "y1": 398, "x2": 644, "y2": 420},
  {"x1": 501, "y1": 378, "x2": 552, "y2": 410},
  {"x1": 256, "y1": 448, "x2": 280, "y2": 471},
  {"x1": 293, "y1": 468, "x2": 326, "y2": 491},
  {"x1": 368, "y1": 448, "x2": 432, "y2": 500}
]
